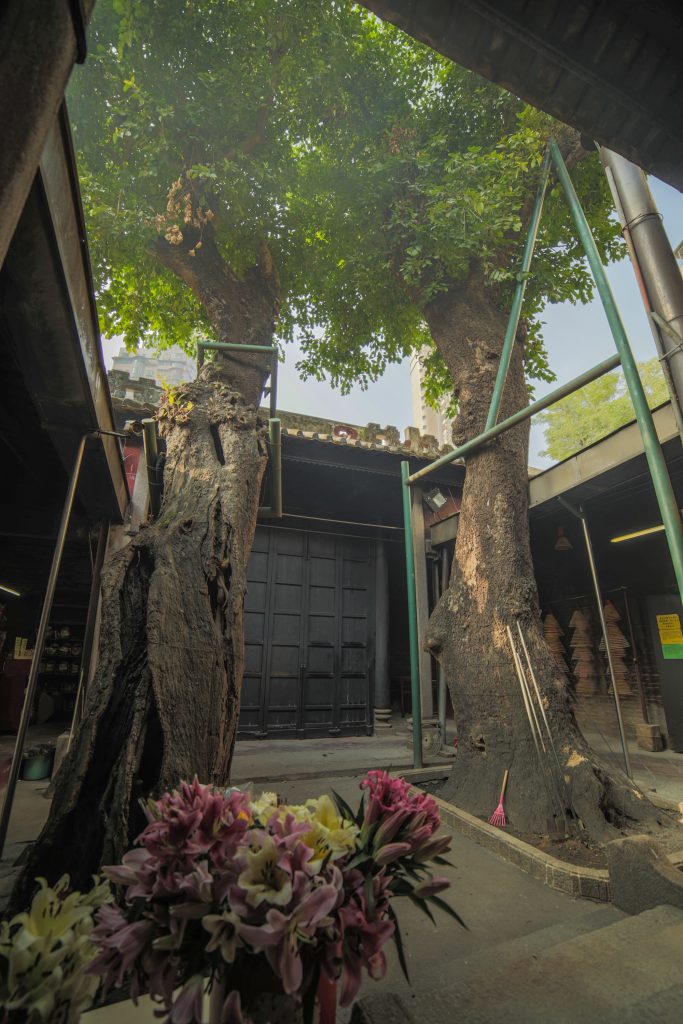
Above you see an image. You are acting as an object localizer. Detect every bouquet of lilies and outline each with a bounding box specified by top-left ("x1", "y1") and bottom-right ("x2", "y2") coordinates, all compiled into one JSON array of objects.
[
  {"x1": 0, "y1": 874, "x2": 111, "y2": 1024},
  {"x1": 3, "y1": 770, "x2": 458, "y2": 1024},
  {"x1": 87, "y1": 770, "x2": 460, "y2": 1023}
]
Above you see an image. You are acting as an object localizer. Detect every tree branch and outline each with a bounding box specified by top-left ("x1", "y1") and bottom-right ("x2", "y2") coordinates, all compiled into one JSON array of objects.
[{"x1": 223, "y1": 44, "x2": 285, "y2": 163}]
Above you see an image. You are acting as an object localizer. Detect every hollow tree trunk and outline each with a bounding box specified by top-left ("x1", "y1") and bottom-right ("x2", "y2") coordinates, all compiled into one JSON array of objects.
[
  {"x1": 12, "y1": 234, "x2": 276, "y2": 906},
  {"x1": 423, "y1": 268, "x2": 663, "y2": 841}
]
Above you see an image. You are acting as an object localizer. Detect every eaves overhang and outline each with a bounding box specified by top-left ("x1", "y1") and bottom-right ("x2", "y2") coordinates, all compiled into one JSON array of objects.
[
  {"x1": 1, "y1": 105, "x2": 128, "y2": 523},
  {"x1": 528, "y1": 402, "x2": 682, "y2": 516},
  {"x1": 361, "y1": 0, "x2": 683, "y2": 191}
]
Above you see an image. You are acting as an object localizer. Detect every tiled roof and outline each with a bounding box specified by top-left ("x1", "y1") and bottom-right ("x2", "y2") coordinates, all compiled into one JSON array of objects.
[{"x1": 280, "y1": 426, "x2": 457, "y2": 464}]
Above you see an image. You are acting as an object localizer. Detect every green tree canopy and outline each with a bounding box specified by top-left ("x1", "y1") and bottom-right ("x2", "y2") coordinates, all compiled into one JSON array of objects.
[
  {"x1": 536, "y1": 357, "x2": 670, "y2": 461},
  {"x1": 71, "y1": 0, "x2": 623, "y2": 404},
  {"x1": 281, "y1": 34, "x2": 624, "y2": 403},
  {"x1": 69, "y1": 0, "x2": 403, "y2": 353}
]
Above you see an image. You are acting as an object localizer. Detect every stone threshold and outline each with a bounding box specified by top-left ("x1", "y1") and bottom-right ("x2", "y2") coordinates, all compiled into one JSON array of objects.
[{"x1": 402, "y1": 781, "x2": 611, "y2": 903}]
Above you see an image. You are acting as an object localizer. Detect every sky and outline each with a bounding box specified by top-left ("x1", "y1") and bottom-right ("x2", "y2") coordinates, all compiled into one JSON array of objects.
[{"x1": 101, "y1": 174, "x2": 683, "y2": 466}]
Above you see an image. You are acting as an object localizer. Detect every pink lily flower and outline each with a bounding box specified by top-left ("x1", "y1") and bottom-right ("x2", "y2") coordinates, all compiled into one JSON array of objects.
[
  {"x1": 89, "y1": 910, "x2": 155, "y2": 990},
  {"x1": 169, "y1": 974, "x2": 204, "y2": 1024},
  {"x1": 337, "y1": 904, "x2": 395, "y2": 1007},
  {"x1": 240, "y1": 883, "x2": 338, "y2": 994},
  {"x1": 221, "y1": 989, "x2": 253, "y2": 1024}
]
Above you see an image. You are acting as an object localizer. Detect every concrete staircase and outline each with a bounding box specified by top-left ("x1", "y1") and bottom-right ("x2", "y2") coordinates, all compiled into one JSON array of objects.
[{"x1": 428, "y1": 904, "x2": 683, "y2": 1023}]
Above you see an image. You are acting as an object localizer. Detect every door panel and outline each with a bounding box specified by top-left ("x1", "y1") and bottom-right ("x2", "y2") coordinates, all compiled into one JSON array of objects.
[{"x1": 239, "y1": 527, "x2": 373, "y2": 737}]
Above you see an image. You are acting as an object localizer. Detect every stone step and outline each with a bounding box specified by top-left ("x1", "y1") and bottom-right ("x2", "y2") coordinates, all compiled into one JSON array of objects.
[
  {"x1": 451, "y1": 904, "x2": 626, "y2": 983},
  {"x1": 429, "y1": 905, "x2": 683, "y2": 1024}
]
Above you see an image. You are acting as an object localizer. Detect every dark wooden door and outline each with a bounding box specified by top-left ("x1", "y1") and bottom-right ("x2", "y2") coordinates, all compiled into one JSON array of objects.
[{"x1": 239, "y1": 526, "x2": 374, "y2": 737}]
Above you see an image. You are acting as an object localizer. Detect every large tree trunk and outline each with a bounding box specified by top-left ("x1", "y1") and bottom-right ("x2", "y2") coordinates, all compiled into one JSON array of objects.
[
  {"x1": 423, "y1": 268, "x2": 663, "y2": 841},
  {"x1": 12, "y1": 233, "x2": 276, "y2": 905}
]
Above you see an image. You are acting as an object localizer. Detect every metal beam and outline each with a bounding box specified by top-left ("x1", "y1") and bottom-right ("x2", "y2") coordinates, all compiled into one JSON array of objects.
[
  {"x1": 142, "y1": 419, "x2": 161, "y2": 519},
  {"x1": 411, "y1": 485, "x2": 434, "y2": 721},
  {"x1": 408, "y1": 354, "x2": 621, "y2": 485},
  {"x1": 486, "y1": 149, "x2": 551, "y2": 430},
  {"x1": 550, "y1": 140, "x2": 683, "y2": 604},
  {"x1": 69, "y1": 521, "x2": 109, "y2": 742},
  {"x1": 600, "y1": 148, "x2": 683, "y2": 439},
  {"x1": 258, "y1": 419, "x2": 283, "y2": 519},
  {"x1": 558, "y1": 497, "x2": 632, "y2": 778},
  {"x1": 401, "y1": 461, "x2": 423, "y2": 768}
]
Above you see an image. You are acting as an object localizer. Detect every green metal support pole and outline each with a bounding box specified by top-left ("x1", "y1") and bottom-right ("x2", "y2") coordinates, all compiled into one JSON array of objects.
[
  {"x1": 408, "y1": 353, "x2": 620, "y2": 485},
  {"x1": 486, "y1": 149, "x2": 552, "y2": 430},
  {"x1": 550, "y1": 139, "x2": 683, "y2": 603},
  {"x1": 259, "y1": 419, "x2": 282, "y2": 518},
  {"x1": 197, "y1": 340, "x2": 278, "y2": 370},
  {"x1": 401, "y1": 461, "x2": 423, "y2": 768}
]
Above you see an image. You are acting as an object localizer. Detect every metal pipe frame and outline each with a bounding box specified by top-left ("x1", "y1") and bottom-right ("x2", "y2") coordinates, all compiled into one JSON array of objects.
[
  {"x1": 486, "y1": 149, "x2": 551, "y2": 430},
  {"x1": 196, "y1": 340, "x2": 279, "y2": 418},
  {"x1": 258, "y1": 418, "x2": 283, "y2": 518},
  {"x1": 408, "y1": 353, "x2": 621, "y2": 484},
  {"x1": 0, "y1": 434, "x2": 89, "y2": 858},
  {"x1": 68, "y1": 521, "x2": 109, "y2": 746},
  {"x1": 549, "y1": 140, "x2": 683, "y2": 603},
  {"x1": 404, "y1": 141, "x2": 683, "y2": 609},
  {"x1": 599, "y1": 148, "x2": 683, "y2": 438},
  {"x1": 437, "y1": 547, "x2": 449, "y2": 745},
  {"x1": 558, "y1": 497, "x2": 632, "y2": 779},
  {"x1": 507, "y1": 625, "x2": 568, "y2": 825},
  {"x1": 396, "y1": 140, "x2": 683, "y2": 792},
  {"x1": 401, "y1": 460, "x2": 423, "y2": 768},
  {"x1": 142, "y1": 418, "x2": 161, "y2": 518}
]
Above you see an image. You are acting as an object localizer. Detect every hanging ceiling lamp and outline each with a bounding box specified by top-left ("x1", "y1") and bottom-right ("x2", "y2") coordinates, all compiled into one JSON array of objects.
[{"x1": 554, "y1": 525, "x2": 573, "y2": 551}]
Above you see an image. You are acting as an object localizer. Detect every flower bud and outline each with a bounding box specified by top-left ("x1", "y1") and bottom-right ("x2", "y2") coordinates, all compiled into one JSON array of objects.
[
  {"x1": 375, "y1": 842, "x2": 412, "y2": 866},
  {"x1": 412, "y1": 876, "x2": 450, "y2": 898}
]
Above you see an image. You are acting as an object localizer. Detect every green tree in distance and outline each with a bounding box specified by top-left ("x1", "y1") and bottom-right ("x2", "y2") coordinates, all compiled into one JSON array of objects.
[{"x1": 537, "y1": 357, "x2": 669, "y2": 461}]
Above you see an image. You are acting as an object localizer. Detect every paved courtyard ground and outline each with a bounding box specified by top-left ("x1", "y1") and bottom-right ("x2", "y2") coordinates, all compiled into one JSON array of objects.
[
  {"x1": 2, "y1": 712, "x2": 683, "y2": 895},
  {"x1": 2, "y1": 721, "x2": 682, "y2": 1020}
]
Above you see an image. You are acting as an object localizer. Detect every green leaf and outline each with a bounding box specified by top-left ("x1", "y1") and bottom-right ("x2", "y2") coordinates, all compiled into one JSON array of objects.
[
  {"x1": 331, "y1": 789, "x2": 358, "y2": 826},
  {"x1": 428, "y1": 894, "x2": 467, "y2": 929},
  {"x1": 387, "y1": 905, "x2": 410, "y2": 984},
  {"x1": 408, "y1": 894, "x2": 435, "y2": 924}
]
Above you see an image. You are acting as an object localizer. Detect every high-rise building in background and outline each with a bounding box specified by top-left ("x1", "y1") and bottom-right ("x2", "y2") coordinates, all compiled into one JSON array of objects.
[
  {"x1": 409, "y1": 349, "x2": 454, "y2": 447},
  {"x1": 111, "y1": 345, "x2": 195, "y2": 387}
]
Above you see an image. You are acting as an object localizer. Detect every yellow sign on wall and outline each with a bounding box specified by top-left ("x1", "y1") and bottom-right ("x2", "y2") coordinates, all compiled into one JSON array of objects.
[{"x1": 656, "y1": 613, "x2": 683, "y2": 660}]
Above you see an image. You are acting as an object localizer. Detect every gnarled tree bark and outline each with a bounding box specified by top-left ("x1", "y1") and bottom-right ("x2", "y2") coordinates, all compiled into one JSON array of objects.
[
  {"x1": 423, "y1": 268, "x2": 665, "y2": 842},
  {"x1": 12, "y1": 227, "x2": 277, "y2": 905}
]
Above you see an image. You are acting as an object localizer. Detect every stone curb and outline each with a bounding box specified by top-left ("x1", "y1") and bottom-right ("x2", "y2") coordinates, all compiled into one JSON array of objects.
[
  {"x1": 407, "y1": 785, "x2": 611, "y2": 903},
  {"x1": 233, "y1": 761, "x2": 453, "y2": 788}
]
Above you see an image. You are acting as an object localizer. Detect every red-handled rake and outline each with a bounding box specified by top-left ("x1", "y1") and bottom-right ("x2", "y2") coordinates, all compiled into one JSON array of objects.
[{"x1": 489, "y1": 769, "x2": 509, "y2": 827}]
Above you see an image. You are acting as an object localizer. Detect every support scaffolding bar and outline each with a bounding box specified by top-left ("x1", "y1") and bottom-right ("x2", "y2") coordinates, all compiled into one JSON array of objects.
[
  {"x1": 558, "y1": 498, "x2": 632, "y2": 779},
  {"x1": 407, "y1": 354, "x2": 621, "y2": 485},
  {"x1": 486, "y1": 150, "x2": 551, "y2": 430},
  {"x1": 196, "y1": 340, "x2": 279, "y2": 419},
  {"x1": 258, "y1": 418, "x2": 283, "y2": 519},
  {"x1": 400, "y1": 138, "x2": 683, "y2": 768},
  {"x1": 401, "y1": 461, "x2": 423, "y2": 768},
  {"x1": 549, "y1": 140, "x2": 683, "y2": 602}
]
